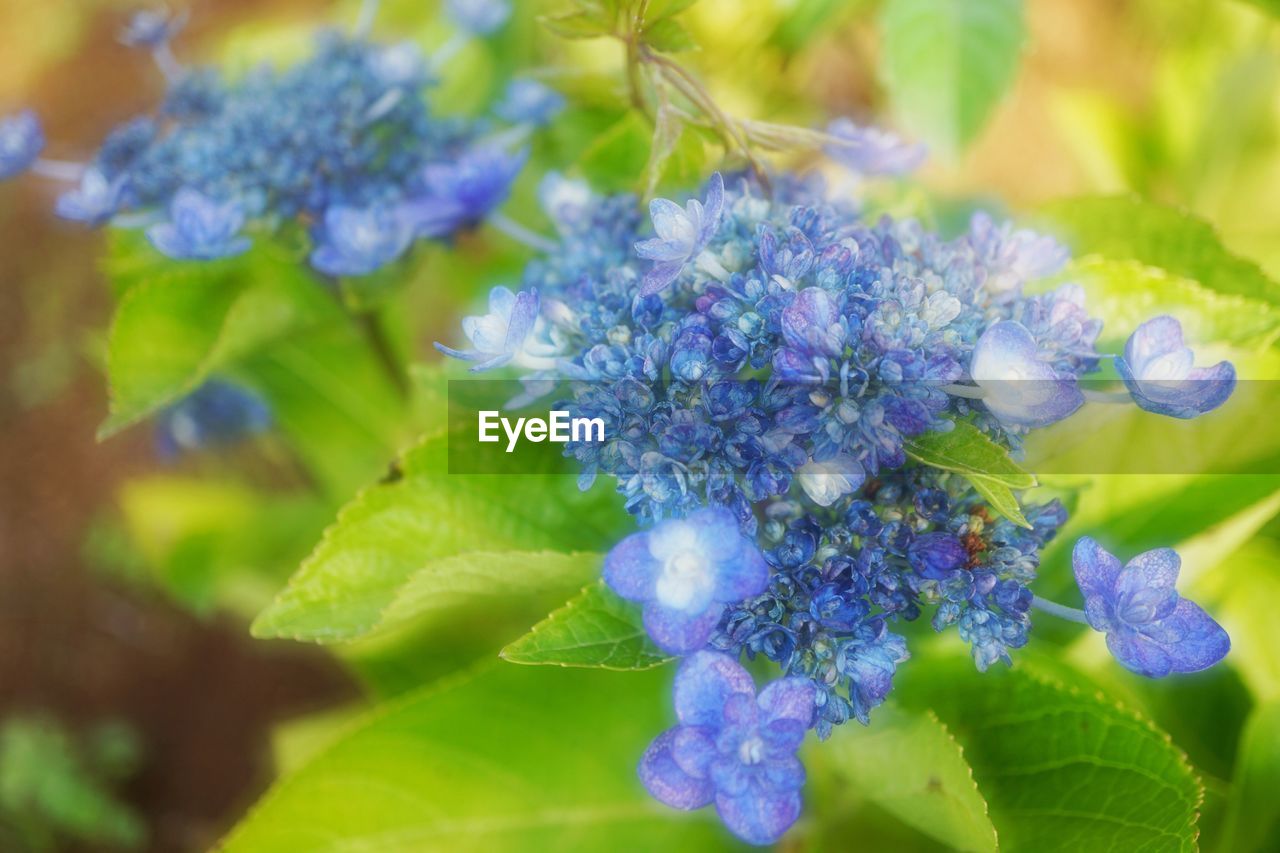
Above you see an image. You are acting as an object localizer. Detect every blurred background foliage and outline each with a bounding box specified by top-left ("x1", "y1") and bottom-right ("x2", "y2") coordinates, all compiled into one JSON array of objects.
[{"x1": 2, "y1": 0, "x2": 1280, "y2": 849}]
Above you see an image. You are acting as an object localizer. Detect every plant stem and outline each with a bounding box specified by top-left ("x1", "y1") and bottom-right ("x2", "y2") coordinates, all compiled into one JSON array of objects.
[
  {"x1": 356, "y1": 308, "x2": 409, "y2": 398},
  {"x1": 1031, "y1": 595, "x2": 1090, "y2": 625},
  {"x1": 489, "y1": 212, "x2": 559, "y2": 253}
]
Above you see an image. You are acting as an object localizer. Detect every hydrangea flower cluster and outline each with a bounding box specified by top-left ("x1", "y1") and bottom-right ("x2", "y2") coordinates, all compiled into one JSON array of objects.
[
  {"x1": 0, "y1": 0, "x2": 550, "y2": 279},
  {"x1": 440, "y1": 141, "x2": 1236, "y2": 843}
]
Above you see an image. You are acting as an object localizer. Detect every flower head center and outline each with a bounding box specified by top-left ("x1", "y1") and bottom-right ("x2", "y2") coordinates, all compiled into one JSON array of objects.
[{"x1": 738, "y1": 736, "x2": 765, "y2": 766}]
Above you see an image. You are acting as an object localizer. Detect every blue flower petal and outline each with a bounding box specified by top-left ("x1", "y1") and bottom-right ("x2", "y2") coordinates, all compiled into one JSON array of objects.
[
  {"x1": 1105, "y1": 628, "x2": 1174, "y2": 678},
  {"x1": 640, "y1": 260, "x2": 685, "y2": 297},
  {"x1": 713, "y1": 545, "x2": 769, "y2": 604},
  {"x1": 1158, "y1": 599, "x2": 1231, "y2": 673},
  {"x1": 673, "y1": 652, "x2": 754, "y2": 728},
  {"x1": 670, "y1": 726, "x2": 717, "y2": 780},
  {"x1": 643, "y1": 600, "x2": 724, "y2": 654},
  {"x1": 602, "y1": 532, "x2": 656, "y2": 601},
  {"x1": 762, "y1": 755, "x2": 806, "y2": 793},
  {"x1": 1117, "y1": 316, "x2": 1236, "y2": 418},
  {"x1": 756, "y1": 678, "x2": 817, "y2": 728},
  {"x1": 714, "y1": 788, "x2": 802, "y2": 846},
  {"x1": 639, "y1": 729, "x2": 715, "y2": 811},
  {"x1": 697, "y1": 172, "x2": 724, "y2": 246},
  {"x1": 1072, "y1": 536, "x2": 1123, "y2": 603},
  {"x1": 971, "y1": 320, "x2": 1083, "y2": 427}
]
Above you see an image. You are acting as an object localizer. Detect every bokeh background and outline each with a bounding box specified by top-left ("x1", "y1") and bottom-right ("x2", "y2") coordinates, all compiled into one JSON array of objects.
[{"x1": 1, "y1": 0, "x2": 1278, "y2": 850}]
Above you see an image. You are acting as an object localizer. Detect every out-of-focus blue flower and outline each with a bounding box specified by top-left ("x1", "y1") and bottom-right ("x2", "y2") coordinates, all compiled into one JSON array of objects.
[
  {"x1": 446, "y1": 0, "x2": 511, "y2": 35},
  {"x1": 635, "y1": 172, "x2": 724, "y2": 296},
  {"x1": 367, "y1": 41, "x2": 429, "y2": 89},
  {"x1": 146, "y1": 188, "x2": 251, "y2": 260},
  {"x1": 970, "y1": 320, "x2": 1084, "y2": 427},
  {"x1": 435, "y1": 285, "x2": 556, "y2": 371},
  {"x1": 495, "y1": 78, "x2": 565, "y2": 126},
  {"x1": 1073, "y1": 537, "x2": 1229, "y2": 678},
  {"x1": 55, "y1": 167, "x2": 126, "y2": 225},
  {"x1": 639, "y1": 652, "x2": 815, "y2": 845},
  {"x1": 403, "y1": 146, "x2": 527, "y2": 237},
  {"x1": 119, "y1": 8, "x2": 186, "y2": 48},
  {"x1": 0, "y1": 111, "x2": 44, "y2": 180},
  {"x1": 310, "y1": 203, "x2": 414, "y2": 276},
  {"x1": 604, "y1": 507, "x2": 769, "y2": 654},
  {"x1": 824, "y1": 118, "x2": 926, "y2": 176},
  {"x1": 155, "y1": 380, "x2": 271, "y2": 457},
  {"x1": 1116, "y1": 316, "x2": 1235, "y2": 419},
  {"x1": 968, "y1": 212, "x2": 1069, "y2": 295},
  {"x1": 537, "y1": 171, "x2": 594, "y2": 233},
  {"x1": 795, "y1": 455, "x2": 864, "y2": 506}
]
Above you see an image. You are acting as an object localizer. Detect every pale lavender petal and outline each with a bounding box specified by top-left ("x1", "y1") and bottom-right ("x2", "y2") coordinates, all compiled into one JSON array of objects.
[
  {"x1": 643, "y1": 601, "x2": 724, "y2": 654},
  {"x1": 670, "y1": 726, "x2": 717, "y2": 779},
  {"x1": 635, "y1": 237, "x2": 690, "y2": 262},
  {"x1": 602, "y1": 532, "x2": 657, "y2": 601},
  {"x1": 1072, "y1": 537, "x2": 1123, "y2": 601},
  {"x1": 639, "y1": 729, "x2": 716, "y2": 810},
  {"x1": 713, "y1": 546, "x2": 769, "y2": 604},
  {"x1": 714, "y1": 789, "x2": 802, "y2": 846},
  {"x1": 640, "y1": 260, "x2": 686, "y2": 297},
  {"x1": 756, "y1": 677, "x2": 817, "y2": 728},
  {"x1": 1106, "y1": 628, "x2": 1174, "y2": 678},
  {"x1": 673, "y1": 651, "x2": 755, "y2": 727},
  {"x1": 698, "y1": 172, "x2": 724, "y2": 246}
]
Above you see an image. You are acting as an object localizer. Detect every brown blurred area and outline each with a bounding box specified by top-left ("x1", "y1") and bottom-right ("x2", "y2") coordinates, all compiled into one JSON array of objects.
[{"x1": 0, "y1": 2, "x2": 357, "y2": 850}]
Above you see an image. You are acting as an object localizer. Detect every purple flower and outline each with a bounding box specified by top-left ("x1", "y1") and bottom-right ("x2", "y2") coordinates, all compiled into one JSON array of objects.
[
  {"x1": 435, "y1": 286, "x2": 557, "y2": 372},
  {"x1": 146, "y1": 188, "x2": 251, "y2": 260},
  {"x1": 604, "y1": 507, "x2": 768, "y2": 654},
  {"x1": 795, "y1": 454, "x2": 865, "y2": 507},
  {"x1": 310, "y1": 203, "x2": 414, "y2": 276},
  {"x1": 446, "y1": 0, "x2": 510, "y2": 35},
  {"x1": 639, "y1": 652, "x2": 815, "y2": 845},
  {"x1": 55, "y1": 167, "x2": 126, "y2": 226},
  {"x1": 968, "y1": 212, "x2": 1069, "y2": 295},
  {"x1": 970, "y1": 320, "x2": 1084, "y2": 427},
  {"x1": 1116, "y1": 316, "x2": 1235, "y2": 419},
  {"x1": 824, "y1": 118, "x2": 926, "y2": 176},
  {"x1": 635, "y1": 172, "x2": 724, "y2": 297},
  {"x1": 119, "y1": 8, "x2": 186, "y2": 48},
  {"x1": 0, "y1": 111, "x2": 44, "y2": 180},
  {"x1": 402, "y1": 146, "x2": 527, "y2": 237},
  {"x1": 1073, "y1": 537, "x2": 1229, "y2": 678},
  {"x1": 495, "y1": 78, "x2": 565, "y2": 126},
  {"x1": 908, "y1": 532, "x2": 967, "y2": 579}
]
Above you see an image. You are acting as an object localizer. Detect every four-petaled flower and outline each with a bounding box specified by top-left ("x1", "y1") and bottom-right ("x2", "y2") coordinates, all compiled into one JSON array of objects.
[
  {"x1": 403, "y1": 146, "x2": 527, "y2": 237},
  {"x1": 0, "y1": 111, "x2": 44, "y2": 180},
  {"x1": 147, "y1": 188, "x2": 251, "y2": 260},
  {"x1": 55, "y1": 167, "x2": 127, "y2": 226},
  {"x1": 971, "y1": 320, "x2": 1084, "y2": 427},
  {"x1": 635, "y1": 172, "x2": 724, "y2": 296},
  {"x1": 1073, "y1": 537, "x2": 1230, "y2": 678},
  {"x1": 604, "y1": 507, "x2": 768, "y2": 654},
  {"x1": 824, "y1": 118, "x2": 926, "y2": 176},
  {"x1": 310, "y1": 203, "x2": 414, "y2": 276},
  {"x1": 639, "y1": 652, "x2": 816, "y2": 846},
  {"x1": 435, "y1": 285, "x2": 556, "y2": 371},
  {"x1": 445, "y1": 0, "x2": 510, "y2": 35},
  {"x1": 1116, "y1": 316, "x2": 1235, "y2": 419}
]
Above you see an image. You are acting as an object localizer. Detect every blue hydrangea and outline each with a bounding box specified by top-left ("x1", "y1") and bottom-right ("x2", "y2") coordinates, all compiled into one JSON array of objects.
[
  {"x1": 8, "y1": 5, "x2": 535, "y2": 276},
  {"x1": 495, "y1": 79, "x2": 565, "y2": 127},
  {"x1": 1073, "y1": 537, "x2": 1230, "y2": 677},
  {"x1": 0, "y1": 111, "x2": 44, "y2": 180},
  {"x1": 446, "y1": 0, "x2": 511, "y2": 35},
  {"x1": 824, "y1": 118, "x2": 926, "y2": 176},
  {"x1": 639, "y1": 652, "x2": 815, "y2": 845},
  {"x1": 1117, "y1": 315, "x2": 1236, "y2": 419},
  {"x1": 969, "y1": 320, "x2": 1085, "y2": 428},
  {"x1": 604, "y1": 507, "x2": 769, "y2": 653}
]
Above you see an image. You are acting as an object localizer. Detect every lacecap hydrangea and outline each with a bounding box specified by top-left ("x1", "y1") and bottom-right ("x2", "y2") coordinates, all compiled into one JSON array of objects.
[
  {"x1": 0, "y1": 0, "x2": 558, "y2": 453},
  {"x1": 439, "y1": 136, "x2": 1235, "y2": 844}
]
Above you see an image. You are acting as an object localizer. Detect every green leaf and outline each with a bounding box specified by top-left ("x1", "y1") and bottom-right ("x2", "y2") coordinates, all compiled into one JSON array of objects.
[
  {"x1": 220, "y1": 665, "x2": 736, "y2": 852},
  {"x1": 879, "y1": 0, "x2": 1026, "y2": 156},
  {"x1": 812, "y1": 703, "x2": 998, "y2": 852},
  {"x1": 501, "y1": 581, "x2": 672, "y2": 670},
  {"x1": 1217, "y1": 700, "x2": 1280, "y2": 853},
  {"x1": 540, "y1": 11, "x2": 613, "y2": 39},
  {"x1": 643, "y1": 17, "x2": 696, "y2": 52},
  {"x1": 896, "y1": 661, "x2": 1203, "y2": 852},
  {"x1": 1037, "y1": 195, "x2": 1280, "y2": 305},
  {"x1": 905, "y1": 421, "x2": 1036, "y2": 527},
  {"x1": 1052, "y1": 257, "x2": 1280, "y2": 350},
  {"x1": 252, "y1": 432, "x2": 627, "y2": 642},
  {"x1": 579, "y1": 112, "x2": 654, "y2": 193},
  {"x1": 99, "y1": 247, "x2": 332, "y2": 438},
  {"x1": 1191, "y1": 538, "x2": 1280, "y2": 701}
]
